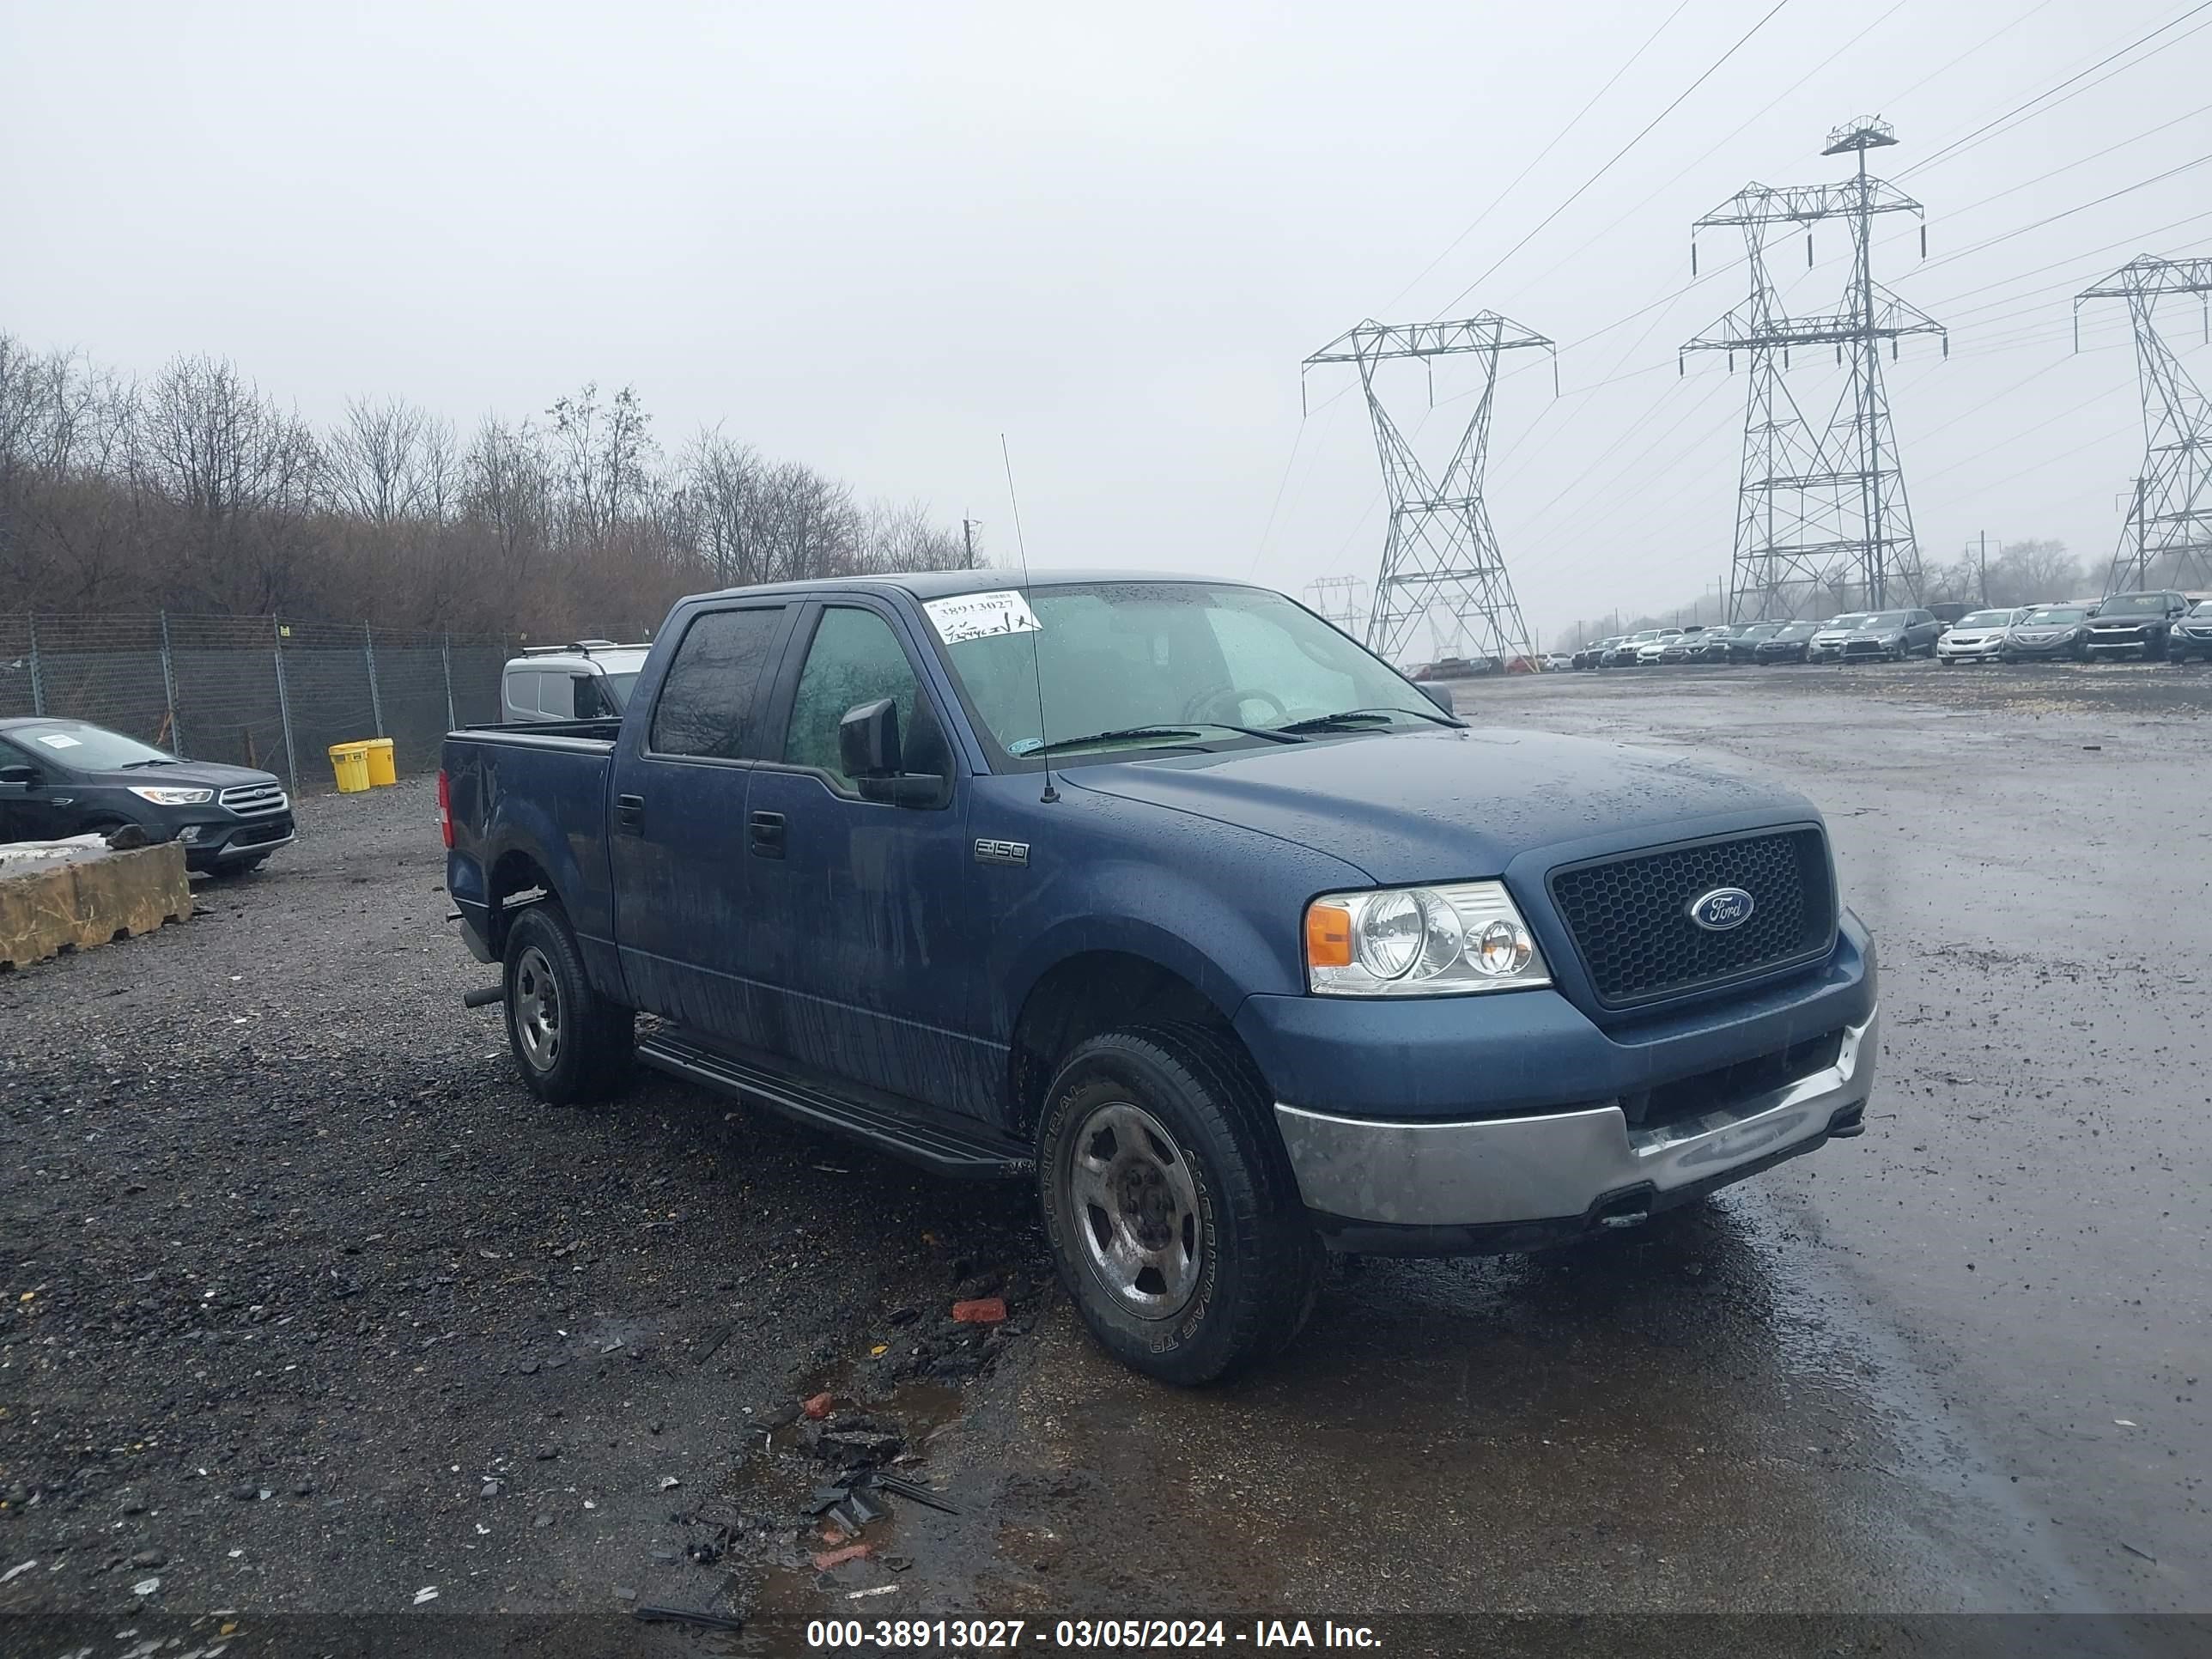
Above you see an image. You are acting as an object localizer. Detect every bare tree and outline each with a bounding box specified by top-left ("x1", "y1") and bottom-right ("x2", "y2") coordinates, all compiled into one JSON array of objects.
[
  {"x1": 669, "y1": 429, "x2": 764, "y2": 589},
  {"x1": 133, "y1": 355, "x2": 322, "y2": 613},
  {"x1": 1987, "y1": 539, "x2": 2081, "y2": 607},
  {"x1": 0, "y1": 332, "x2": 974, "y2": 633},
  {"x1": 547, "y1": 383, "x2": 656, "y2": 544}
]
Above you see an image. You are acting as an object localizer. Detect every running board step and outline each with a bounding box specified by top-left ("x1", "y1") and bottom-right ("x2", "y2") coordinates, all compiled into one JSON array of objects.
[{"x1": 637, "y1": 1030, "x2": 1033, "y2": 1180}]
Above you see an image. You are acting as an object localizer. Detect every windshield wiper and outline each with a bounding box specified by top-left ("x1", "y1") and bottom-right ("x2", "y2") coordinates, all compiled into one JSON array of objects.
[
  {"x1": 1021, "y1": 726, "x2": 1206, "y2": 756},
  {"x1": 1022, "y1": 722, "x2": 1304, "y2": 757},
  {"x1": 120, "y1": 758, "x2": 179, "y2": 769},
  {"x1": 1276, "y1": 705, "x2": 1462, "y2": 734}
]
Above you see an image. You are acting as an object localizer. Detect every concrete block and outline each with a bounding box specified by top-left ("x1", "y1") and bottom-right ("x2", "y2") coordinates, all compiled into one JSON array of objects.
[{"x1": 0, "y1": 840, "x2": 192, "y2": 971}]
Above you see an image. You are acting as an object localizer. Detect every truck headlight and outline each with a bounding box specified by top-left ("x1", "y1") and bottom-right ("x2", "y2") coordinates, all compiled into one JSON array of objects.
[
  {"x1": 1305, "y1": 881, "x2": 1551, "y2": 996},
  {"x1": 128, "y1": 785, "x2": 214, "y2": 805}
]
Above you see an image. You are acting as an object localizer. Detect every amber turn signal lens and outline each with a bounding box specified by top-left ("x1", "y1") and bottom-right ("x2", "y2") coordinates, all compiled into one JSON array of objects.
[{"x1": 1304, "y1": 901, "x2": 1353, "y2": 969}]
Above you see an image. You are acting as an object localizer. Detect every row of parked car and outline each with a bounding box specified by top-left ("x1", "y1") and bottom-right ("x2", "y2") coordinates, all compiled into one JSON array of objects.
[{"x1": 1570, "y1": 591, "x2": 2212, "y2": 670}]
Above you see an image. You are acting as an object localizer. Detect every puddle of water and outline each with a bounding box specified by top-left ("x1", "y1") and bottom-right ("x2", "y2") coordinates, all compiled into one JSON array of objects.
[{"x1": 728, "y1": 1358, "x2": 975, "y2": 1647}]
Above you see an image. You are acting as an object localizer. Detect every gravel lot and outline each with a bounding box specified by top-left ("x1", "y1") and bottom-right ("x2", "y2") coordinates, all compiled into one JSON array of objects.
[{"x1": 0, "y1": 779, "x2": 1047, "y2": 1643}]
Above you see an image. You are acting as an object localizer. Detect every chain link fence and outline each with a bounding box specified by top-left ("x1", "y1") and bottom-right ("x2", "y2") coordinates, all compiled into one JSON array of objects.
[{"x1": 0, "y1": 613, "x2": 523, "y2": 796}]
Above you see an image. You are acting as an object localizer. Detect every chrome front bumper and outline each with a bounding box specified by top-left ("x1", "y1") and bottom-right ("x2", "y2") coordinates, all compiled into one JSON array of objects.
[{"x1": 1274, "y1": 1008, "x2": 1876, "y2": 1236}]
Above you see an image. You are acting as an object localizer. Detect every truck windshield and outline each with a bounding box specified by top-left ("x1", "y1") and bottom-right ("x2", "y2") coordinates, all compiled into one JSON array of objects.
[{"x1": 925, "y1": 582, "x2": 1444, "y2": 761}]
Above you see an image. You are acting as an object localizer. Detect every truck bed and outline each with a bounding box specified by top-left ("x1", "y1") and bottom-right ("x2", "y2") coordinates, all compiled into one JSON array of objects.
[{"x1": 441, "y1": 720, "x2": 623, "y2": 960}]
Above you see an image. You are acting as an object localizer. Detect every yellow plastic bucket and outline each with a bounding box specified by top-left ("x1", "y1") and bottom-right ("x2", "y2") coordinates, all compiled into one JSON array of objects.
[
  {"x1": 328, "y1": 742, "x2": 372, "y2": 794},
  {"x1": 363, "y1": 737, "x2": 397, "y2": 787}
]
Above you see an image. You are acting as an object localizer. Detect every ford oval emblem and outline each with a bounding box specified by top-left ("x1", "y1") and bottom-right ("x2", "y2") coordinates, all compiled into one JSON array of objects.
[{"x1": 1688, "y1": 886, "x2": 1755, "y2": 932}]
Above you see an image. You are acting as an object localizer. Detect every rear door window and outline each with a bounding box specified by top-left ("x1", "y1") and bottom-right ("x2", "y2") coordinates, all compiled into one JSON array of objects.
[
  {"x1": 648, "y1": 607, "x2": 788, "y2": 760},
  {"x1": 535, "y1": 674, "x2": 574, "y2": 719}
]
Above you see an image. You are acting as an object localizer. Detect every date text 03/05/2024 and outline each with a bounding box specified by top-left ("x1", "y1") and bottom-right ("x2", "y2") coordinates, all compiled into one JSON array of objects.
[{"x1": 803, "y1": 1619, "x2": 1382, "y2": 1649}]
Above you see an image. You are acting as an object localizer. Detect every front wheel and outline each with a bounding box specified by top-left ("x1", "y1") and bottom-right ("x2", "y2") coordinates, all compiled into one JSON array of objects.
[
  {"x1": 502, "y1": 902, "x2": 634, "y2": 1105},
  {"x1": 1037, "y1": 1025, "x2": 1322, "y2": 1385}
]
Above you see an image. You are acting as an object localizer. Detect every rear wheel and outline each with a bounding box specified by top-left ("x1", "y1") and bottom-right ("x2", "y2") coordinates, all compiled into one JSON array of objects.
[
  {"x1": 1037, "y1": 1024, "x2": 1322, "y2": 1385},
  {"x1": 502, "y1": 902, "x2": 633, "y2": 1105}
]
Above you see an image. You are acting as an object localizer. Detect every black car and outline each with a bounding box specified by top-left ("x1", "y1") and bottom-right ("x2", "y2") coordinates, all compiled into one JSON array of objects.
[
  {"x1": 1753, "y1": 620, "x2": 1822, "y2": 664},
  {"x1": 1572, "y1": 636, "x2": 1621, "y2": 669},
  {"x1": 2169, "y1": 601, "x2": 2212, "y2": 663},
  {"x1": 1655, "y1": 626, "x2": 1711, "y2": 665},
  {"x1": 1999, "y1": 605, "x2": 2093, "y2": 663},
  {"x1": 0, "y1": 718, "x2": 295, "y2": 872},
  {"x1": 2083, "y1": 590, "x2": 2192, "y2": 659},
  {"x1": 1723, "y1": 621, "x2": 1784, "y2": 661}
]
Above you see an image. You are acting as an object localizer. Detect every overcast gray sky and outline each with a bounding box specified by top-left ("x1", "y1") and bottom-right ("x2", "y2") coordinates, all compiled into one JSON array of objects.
[{"x1": 4, "y1": 1, "x2": 2209, "y2": 641}]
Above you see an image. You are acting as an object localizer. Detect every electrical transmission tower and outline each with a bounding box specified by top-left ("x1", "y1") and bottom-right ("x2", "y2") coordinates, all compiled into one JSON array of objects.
[
  {"x1": 2076, "y1": 255, "x2": 2212, "y2": 593},
  {"x1": 1304, "y1": 315, "x2": 1553, "y2": 665},
  {"x1": 1303, "y1": 574, "x2": 1371, "y2": 639},
  {"x1": 1682, "y1": 118, "x2": 1945, "y2": 621}
]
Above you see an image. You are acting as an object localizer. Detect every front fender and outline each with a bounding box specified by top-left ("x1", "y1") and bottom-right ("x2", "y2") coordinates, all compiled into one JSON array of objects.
[{"x1": 999, "y1": 872, "x2": 1282, "y2": 1033}]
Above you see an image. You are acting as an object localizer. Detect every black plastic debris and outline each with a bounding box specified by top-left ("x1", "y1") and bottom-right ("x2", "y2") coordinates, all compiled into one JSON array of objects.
[
  {"x1": 873, "y1": 1474, "x2": 959, "y2": 1515},
  {"x1": 845, "y1": 1486, "x2": 887, "y2": 1525},
  {"x1": 634, "y1": 1604, "x2": 744, "y2": 1632}
]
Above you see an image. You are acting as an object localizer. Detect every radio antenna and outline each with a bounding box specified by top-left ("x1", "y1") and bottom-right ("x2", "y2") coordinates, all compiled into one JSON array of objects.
[{"x1": 1000, "y1": 434, "x2": 1056, "y2": 805}]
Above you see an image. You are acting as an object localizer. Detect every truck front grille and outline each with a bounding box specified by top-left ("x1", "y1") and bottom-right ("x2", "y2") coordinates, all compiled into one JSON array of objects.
[{"x1": 1547, "y1": 828, "x2": 1834, "y2": 1008}]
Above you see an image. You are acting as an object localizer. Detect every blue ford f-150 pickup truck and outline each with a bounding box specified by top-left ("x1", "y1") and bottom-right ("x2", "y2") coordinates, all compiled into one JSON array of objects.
[{"x1": 441, "y1": 571, "x2": 1877, "y2": 1382}]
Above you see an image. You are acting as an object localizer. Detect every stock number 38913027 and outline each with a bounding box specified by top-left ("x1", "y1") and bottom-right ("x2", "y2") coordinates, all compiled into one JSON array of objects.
[{"x1": 805, "y1": 1619, "x2": 1236, "y2": 1650}]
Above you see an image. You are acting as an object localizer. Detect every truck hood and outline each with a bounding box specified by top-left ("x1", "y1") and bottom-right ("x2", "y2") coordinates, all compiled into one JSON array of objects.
[{"x1": 1060, "y1": 726, "x2": 1809, "y2": 885}]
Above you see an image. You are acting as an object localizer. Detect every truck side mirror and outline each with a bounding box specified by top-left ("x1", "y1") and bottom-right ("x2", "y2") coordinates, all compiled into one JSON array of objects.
[
  {"x1": 1419, "y1": 684, "x2": 1455, "y2": 716},
  {"x1": 0, "y1": 763, "x2": 35, "y2": 786},
  {"x1": 839, "y1": 698, "x2": 902, "y2": 779}
]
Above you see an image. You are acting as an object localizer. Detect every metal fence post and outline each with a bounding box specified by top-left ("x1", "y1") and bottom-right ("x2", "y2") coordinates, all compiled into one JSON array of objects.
[
  {"x1": 27, "y1": 614, "x2": 45, "y2": 715},
  {"x1": 363, "y1": 620, "x2": 386, "y2": 737},
  {"x1": 441, "y1": 632, "x2": 457, "y2": 730},
  {"x1": 159, "y1": 611, "x2": 185, "y2": 757},
  {"x1": 272, "y1": 617, "x2": 299, "y2": 790}
]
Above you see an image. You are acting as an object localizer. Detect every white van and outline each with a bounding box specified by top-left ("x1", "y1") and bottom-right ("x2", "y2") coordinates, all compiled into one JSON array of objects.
[{"x1": 500, "y1": 641, "x2": 651, "y2": 723}]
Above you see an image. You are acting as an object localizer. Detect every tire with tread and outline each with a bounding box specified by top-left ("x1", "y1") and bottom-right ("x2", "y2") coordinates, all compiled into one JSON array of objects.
[
  {"x1": 502, "y1": 902, "x2": 634, "y2": 1105},
  {"x1": 1036, "y1": 1022, "x2": 1322, "y2": 1384}
]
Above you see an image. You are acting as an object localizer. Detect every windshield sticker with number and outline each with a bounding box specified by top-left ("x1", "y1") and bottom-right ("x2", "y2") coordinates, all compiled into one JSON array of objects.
[
  {"x1": 37, "y1": 733, "x2": 82, "y2": 749},
  {"x1": 923, "y1": 590, "x2": 1042, "y2": 643}
]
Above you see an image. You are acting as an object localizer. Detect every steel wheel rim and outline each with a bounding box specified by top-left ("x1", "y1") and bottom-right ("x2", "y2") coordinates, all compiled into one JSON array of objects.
[
  {"x1": 513, "y1": 945, "x2": 562, "y2": 1072},
  {"x1": 1066, "y1": 1098, "x2": 1203, "y2": 1322}
]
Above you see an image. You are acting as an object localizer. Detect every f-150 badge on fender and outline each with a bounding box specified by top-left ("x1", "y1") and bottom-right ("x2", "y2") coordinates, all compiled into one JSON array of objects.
[{"x1": 974, "y1": 838, "x2": 1030, "y2": 867}]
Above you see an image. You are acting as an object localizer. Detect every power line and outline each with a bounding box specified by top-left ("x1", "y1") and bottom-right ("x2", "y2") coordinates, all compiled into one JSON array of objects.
[
  {"x1": 1430, "y1": 0, "x2": 1796, "y2": 319},
  {"x1": 1913, "y1": 155, "x2": 2212, "y2": 276},
  {"x1": 1924, "y1": 103, "x2": 2212, "y2": 228},
  {"x1": 1899, "y1": 1, "x2": 2212, "y2": 179},
  {"x1": 1500, "y1": 0, "x2": 1913, "y2": 306},
  {"x1": 1382, "y1": 0, "x2": 1694, "y2": 314},
  {"x1": 1867, "y1": 0, "x2": 2061, "y2": 115}
]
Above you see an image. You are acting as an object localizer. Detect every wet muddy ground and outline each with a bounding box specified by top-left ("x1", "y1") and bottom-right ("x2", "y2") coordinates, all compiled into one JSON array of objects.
[{"x1": 2, "y1": 657, "x2": 2206, "y2": 1653}]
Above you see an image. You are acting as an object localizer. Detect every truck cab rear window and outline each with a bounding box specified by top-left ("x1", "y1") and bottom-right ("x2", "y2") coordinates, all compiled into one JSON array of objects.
[{"x1": 648, "y1": 607, "x2": 785, "y2": 759}]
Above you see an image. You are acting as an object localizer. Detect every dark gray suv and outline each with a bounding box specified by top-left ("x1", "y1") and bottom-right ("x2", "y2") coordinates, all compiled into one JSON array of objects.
[{"x1": 1837, "y1": 608, "x2": 1944, "y2": 662}]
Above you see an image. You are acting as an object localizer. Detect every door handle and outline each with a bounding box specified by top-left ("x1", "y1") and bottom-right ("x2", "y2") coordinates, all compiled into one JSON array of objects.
[
  {"x1": 615, "y1": 793, "x2": 645, "y2": 836},
  {"x1": 748, "y1": 810, "x2": 786, "y2": 859}
]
